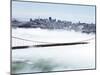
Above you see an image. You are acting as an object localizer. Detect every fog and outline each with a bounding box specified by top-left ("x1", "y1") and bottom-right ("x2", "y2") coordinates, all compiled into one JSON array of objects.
[{"x1": 12, "y1": 28, "x2": 95, "y2": 74}]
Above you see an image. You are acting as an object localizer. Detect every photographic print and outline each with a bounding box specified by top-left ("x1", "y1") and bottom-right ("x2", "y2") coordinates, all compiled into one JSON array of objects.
[{"x1": 11, "y1": 0, "x2": 96, "y2": 74}]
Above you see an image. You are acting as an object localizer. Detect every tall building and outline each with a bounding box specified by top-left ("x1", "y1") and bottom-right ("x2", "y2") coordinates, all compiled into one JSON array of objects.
[
  {"x1": 49, "y1": 17, "x2": 52, "y2": 21},
  {"x1": 30, "y1": 18, "x2": 33, "y2": 22}
]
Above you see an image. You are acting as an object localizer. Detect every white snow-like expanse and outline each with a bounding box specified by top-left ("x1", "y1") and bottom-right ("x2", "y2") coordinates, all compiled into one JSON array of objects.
[{"x1": 12, "y1": 28, "x2": 95, "y2": 73}]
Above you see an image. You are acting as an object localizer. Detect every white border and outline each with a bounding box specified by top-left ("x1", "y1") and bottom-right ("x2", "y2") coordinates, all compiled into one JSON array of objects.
[{"x1": 0, "y1": 0, "x2": 100, "y2": 75}]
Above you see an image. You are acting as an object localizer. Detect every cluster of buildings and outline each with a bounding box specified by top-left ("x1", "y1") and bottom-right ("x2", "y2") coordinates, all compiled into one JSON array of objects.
[{"x1": 12, "y1": 17, "x2": 96, "y2": 34}]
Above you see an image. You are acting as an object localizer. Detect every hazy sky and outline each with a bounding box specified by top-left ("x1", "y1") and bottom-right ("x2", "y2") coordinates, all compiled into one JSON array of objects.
[{"x1": 12, "y1": 1, "x2": 95, "y2": 23}]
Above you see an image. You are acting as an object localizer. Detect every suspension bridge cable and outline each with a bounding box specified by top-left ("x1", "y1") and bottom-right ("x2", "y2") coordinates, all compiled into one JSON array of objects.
[
  {"x1": 12, "y1": 36, "x2": 95, "y2": 50},
  {"x1": 12, "y1": 36, "x2": 95, "y2": 44},
  {"x1": 12, "y1": 36, "x2": 52, "y2": 43}
]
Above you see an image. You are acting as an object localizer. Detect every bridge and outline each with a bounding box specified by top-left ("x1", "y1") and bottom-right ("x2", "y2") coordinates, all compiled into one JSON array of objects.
[{"x1": 12, "y1": 36, "x2": 94, "y2": 50}]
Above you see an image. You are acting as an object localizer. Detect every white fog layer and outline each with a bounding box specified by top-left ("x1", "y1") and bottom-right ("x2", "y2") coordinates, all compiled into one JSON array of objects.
[{"x1": 12, "y1": 28, "x2": 95, "y2": 73}]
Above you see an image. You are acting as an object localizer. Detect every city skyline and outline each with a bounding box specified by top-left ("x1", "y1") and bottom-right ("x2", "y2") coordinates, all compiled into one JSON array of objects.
[{"x1": 12, "y1": 1, "x2": 96, "y2": 23}]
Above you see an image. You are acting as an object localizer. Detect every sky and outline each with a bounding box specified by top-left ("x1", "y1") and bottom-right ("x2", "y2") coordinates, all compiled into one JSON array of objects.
[{"x1": 12, "y1": 1, "x2": 96, "y2": 23}]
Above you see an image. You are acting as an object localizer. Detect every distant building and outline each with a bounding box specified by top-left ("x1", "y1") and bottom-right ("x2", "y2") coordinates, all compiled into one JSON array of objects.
[
  {"x1": 49, "y1": 17, "x2": 52, "y2": 21},
  {"x1": 30, "y1": 18, "x2": 33, "y2": 22}
]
